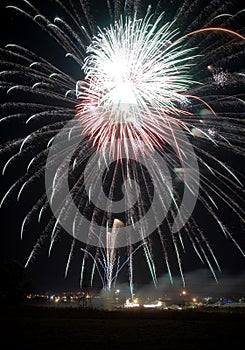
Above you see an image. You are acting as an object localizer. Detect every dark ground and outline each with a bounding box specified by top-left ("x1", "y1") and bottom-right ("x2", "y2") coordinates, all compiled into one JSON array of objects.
[{"x1": 1, "y1": 304, "x2": 245, "y2": 350}]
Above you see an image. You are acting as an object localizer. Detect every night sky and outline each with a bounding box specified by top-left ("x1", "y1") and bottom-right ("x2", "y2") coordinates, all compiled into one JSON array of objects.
[{"x1": 0, "y1": 0, "x2": 244, "y2": 295}]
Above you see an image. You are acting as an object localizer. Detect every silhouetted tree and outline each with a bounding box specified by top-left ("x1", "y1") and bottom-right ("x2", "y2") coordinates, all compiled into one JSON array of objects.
[{"x1": 0, "y1": 259, "x2": 34, "y2": 304}]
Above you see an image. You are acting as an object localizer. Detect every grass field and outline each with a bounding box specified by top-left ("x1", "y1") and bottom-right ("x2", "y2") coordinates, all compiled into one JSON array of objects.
[{"x1": 2, "y1": 304, "x2": 245, "y2": 349}]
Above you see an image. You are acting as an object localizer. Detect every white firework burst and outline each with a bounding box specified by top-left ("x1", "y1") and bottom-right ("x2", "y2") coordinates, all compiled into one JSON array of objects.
[
  {"x1": 76, "y1": 13, "x2": 197, "y2": 157},
  {"x1": 0, "y1": 0, "x2": 244, "y2": 293}
]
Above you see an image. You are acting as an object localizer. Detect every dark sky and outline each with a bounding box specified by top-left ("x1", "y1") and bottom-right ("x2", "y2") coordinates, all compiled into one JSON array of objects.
[{"x1": 0, "y1": 0, "x2": 244, "y2": 295}]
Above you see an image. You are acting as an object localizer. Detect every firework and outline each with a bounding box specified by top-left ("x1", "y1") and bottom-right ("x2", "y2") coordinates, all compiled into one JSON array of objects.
[
  {"x1": 0, "y1": 0, "x2": 244, "y2": 292},
  {"x1": 75, "y1": 13, "x2": 197, "y2": 159}
]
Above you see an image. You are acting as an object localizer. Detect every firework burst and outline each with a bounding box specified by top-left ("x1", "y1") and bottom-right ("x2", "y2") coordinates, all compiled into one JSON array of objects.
[
  {"x1": 76, "y1": 13, "x2": 197, "y2": 158},
  {"x1": 0, "y1": 0, "x2": 244, "y2": 292}
]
